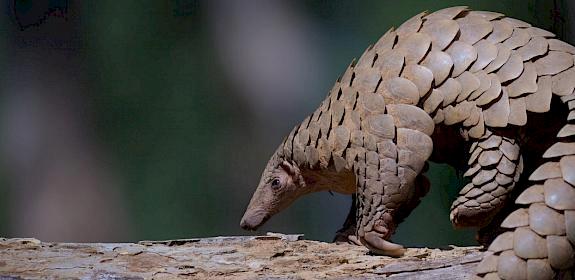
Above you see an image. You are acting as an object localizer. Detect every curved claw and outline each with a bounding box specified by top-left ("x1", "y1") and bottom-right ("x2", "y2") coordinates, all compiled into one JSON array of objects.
[{"x1": 362, "y1": 231, "x2": 406, "y2": 257}]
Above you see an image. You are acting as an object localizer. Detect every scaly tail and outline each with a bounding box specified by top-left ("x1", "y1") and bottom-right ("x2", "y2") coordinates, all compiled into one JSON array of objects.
[{"x1": 476, "y1": 96, "x2": 575, "y2": 279}]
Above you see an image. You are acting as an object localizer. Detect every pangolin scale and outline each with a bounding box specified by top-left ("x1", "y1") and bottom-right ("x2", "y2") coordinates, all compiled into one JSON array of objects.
[{"x1": 241, "y1": 6, "x2": 575, "y2": 279}]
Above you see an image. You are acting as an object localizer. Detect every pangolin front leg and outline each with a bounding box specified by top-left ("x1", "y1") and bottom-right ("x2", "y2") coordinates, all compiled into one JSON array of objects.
[
  {"x1": 354, "y1": 106, "x2": 434, "y2": 256},
  {"x1": 450, "y1": 131, "x2": 523, "y2": 245}
]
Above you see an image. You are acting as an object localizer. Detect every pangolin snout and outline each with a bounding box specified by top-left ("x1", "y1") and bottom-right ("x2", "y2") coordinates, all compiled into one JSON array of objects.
[
  {"x1": 240, "y1": 210, "x2": 268, "y2": 230},
  {"x1": 239, "y1": 219, "x2": 255, "y2": 230}
]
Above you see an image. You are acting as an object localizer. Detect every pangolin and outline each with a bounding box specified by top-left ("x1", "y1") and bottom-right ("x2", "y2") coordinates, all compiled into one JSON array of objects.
[{"x1": 240, "y1": 6, "x2": 575, "y2": 279}]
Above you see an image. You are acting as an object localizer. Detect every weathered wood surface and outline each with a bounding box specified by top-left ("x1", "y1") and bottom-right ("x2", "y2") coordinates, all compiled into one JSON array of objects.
[{"x1": 0, "y1": 233, "x2": 483, "y2": 279}]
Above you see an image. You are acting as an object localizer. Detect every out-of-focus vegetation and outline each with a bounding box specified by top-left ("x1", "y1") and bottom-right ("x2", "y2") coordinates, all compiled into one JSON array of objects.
[{"x1": 0, "y1": 0, "x2": 569, "y2": 246}]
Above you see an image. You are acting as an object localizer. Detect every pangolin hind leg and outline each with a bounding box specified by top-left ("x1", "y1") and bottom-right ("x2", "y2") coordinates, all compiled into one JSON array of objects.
[
  {"x1": 450, "y1": 131, "x2": 523, "y2": 240},
  {"x1": 476, "y1": 94, "x2": 575, "y2": 279}
]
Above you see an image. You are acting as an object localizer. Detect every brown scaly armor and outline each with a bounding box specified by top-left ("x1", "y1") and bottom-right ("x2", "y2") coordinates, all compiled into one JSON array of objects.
[{"x1": 241, "y1": 6, "x2": 575, "y2": 279}]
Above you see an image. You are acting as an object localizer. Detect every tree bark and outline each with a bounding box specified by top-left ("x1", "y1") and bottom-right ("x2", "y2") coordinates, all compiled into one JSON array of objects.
[{"x1": 0, "y1": 233, "x2": 483, "y2": 279}]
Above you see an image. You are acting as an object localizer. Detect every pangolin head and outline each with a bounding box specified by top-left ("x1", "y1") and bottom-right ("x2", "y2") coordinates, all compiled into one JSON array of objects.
[{"x1": 240, "y1": 147, "x2": 307, "y2": 230}]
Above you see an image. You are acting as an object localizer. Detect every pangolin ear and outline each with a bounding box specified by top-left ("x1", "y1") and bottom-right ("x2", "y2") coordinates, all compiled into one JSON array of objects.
[{"x1": 280, "y1": 160, "x2": 297, "y2": 175}]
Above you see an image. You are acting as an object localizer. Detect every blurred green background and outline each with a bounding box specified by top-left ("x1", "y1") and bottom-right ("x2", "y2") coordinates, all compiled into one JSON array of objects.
[{"x1": 0, "y1": 0, "x2": 571, "y2": 247}]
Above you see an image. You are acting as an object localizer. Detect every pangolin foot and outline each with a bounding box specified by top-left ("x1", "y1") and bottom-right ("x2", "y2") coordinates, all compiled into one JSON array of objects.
[{"x1": 359, "y1": 214, "x2": 405, "y2": 257}]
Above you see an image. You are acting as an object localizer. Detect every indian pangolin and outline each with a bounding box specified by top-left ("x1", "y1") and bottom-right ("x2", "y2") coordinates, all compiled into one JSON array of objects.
[{"x1": 240, "y1": 6, "x2": 575, "y2": 279}]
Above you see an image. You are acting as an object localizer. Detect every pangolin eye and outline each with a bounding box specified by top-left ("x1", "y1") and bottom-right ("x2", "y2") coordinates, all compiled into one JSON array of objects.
[{"x1": 271, "y1": 179, "x2": 281, "y2": 188}]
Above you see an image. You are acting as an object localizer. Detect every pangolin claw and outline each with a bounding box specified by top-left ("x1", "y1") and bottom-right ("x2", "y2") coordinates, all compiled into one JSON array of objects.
[{"x1": 362, "y1": 232, "x2": 406, "y2": 257}]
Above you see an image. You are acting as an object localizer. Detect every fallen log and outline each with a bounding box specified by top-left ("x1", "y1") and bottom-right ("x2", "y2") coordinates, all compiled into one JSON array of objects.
[{"x1": 0, "y1": 233, "x2": 483, "y2": 279}]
